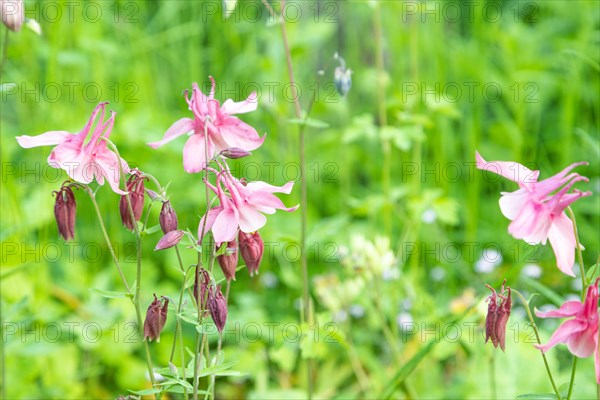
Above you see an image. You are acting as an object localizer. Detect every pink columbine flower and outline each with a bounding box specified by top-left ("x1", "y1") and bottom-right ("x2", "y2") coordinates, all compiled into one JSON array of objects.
[
  {"x1": 476, "y1": 151, "x2": 591, "y2": 276},
  {"x1": 147, "y1": 77, "x2": 264, "y2": 173},
  {"x1": 535, "y1": 278, "x2": 599, "y2": 383},
  {"x1": 198, "y1": 167, "x2": 298, "y2": 246},
  {"x1": 16, "y1": 102, "x2": 129, "y2": 194}
]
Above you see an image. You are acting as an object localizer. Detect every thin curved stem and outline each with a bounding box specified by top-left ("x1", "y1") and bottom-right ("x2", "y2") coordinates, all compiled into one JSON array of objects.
[
  {"x1": 85, "y1": 187, "x2": 131, "y2": 293},
  {"x1": 276, "y1": 1, "x2": 313, "y2": 397},
  {"x1": 512, "y1": 289, "x2": 561, "y2": 399}
]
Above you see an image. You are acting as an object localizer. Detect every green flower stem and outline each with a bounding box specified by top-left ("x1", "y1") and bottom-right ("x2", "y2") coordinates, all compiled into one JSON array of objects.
[
  {"x1": 194, "y1": 118, "x2": 214, "y2": 400},
  {"x1": 169, "y1": 246, "x2": 190, "y2": 400},
  {"x1": 85, "y1": 186, "x2": 156, "y2": 391},
  {"x1": 565, "y1": 207, "x2": 587, "y2": 400},
  {"x1": 374, "y1": 3, "x2": 391, "y2": 238},
  {"x1": 270, "y1": 1, "x2": 314, "y2": 396},
  {"x1": 208, "y1": 280, "x2": 230, "y2": 400},
  {"x1": 512, "y1": 289, "x2": 561, "y2": 399},
  {"x1": 85, "y1": 187, "x2": 131, "y2": 293},
  {"x1": 102, "y1": 138, "x2": 157, "y2": 389}
]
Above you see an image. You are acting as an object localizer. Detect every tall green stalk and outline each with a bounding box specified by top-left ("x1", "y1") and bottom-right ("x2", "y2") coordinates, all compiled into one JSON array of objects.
[
  {"x1": 374, "y1": 3, "x2": 391, "y2": 238},
  {"x1": 512, "y1": 289, "x2": 561, "y2": 399},
  {"x1": 260, "y1": 0, "x2": 313, "y2": 396}
]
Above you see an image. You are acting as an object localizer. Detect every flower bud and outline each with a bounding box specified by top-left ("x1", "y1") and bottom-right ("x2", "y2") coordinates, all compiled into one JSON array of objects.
[
  {"x1": 146, "y1": 189, "x2": 159, "y2": 200},
  {"x1": 1, "y1": 0, "x2": 24, "y2": 32},
  {"x1": 143, "y1": 294, "x2": 169, "y2": 342},
  {"x1": 193, "y1": 267, "x2": 211, "y2": 310},
  {"x1": 208, "y1": 284, "x2": 227, "y2": 333},
  {"x1": 484, "y1": 280, "x2": 512, "y2": 351},
  {"x1": 217, "y1": 241, "x2": 238, "y2": 281},
  {"x1": 334, "y1": 66, "x2": 352, "y2": 96},
  {"x1": 53, "y1": 185, "x2": 77, "y2": 241},
  {"x1": 159, "y1": 201, "x2": 178, "y2": 234},
  {"x1": 120, "y1": 172, "x2": 146, "y2": 231},
  {"x1": 155, "y1": 230, "x2": 184, "y2": 251},
  {"x1": 239, "y1": 231, "x2": 264, "y2": 276},
  {"x1": 220, "y1": 147, "x2": 252, "y2": 159}
]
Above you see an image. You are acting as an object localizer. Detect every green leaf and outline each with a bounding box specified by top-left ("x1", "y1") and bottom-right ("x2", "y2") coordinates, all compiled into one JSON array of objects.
[
  {"x1": 89, "y1": 288, "x2": 128, "y2": 299},
  {"x1": 197, "y1": 361, "x2": 246, "y2": 377},
  {"x1": 128, "y1": 388, "x2": 161, "y2": 395},
  {"x1": 184, "y1": 268, "x2": 196, "y2": 289},
  {"x1": 165, "y1": 385, "x2": 209, "y2": 395},
  {"x1": 177, "y1": 312, "x2": 202, "y2": 326},
  {"x1": 288, "y1": 118, "x2": 329, "y2": 129},
  {"x1": 585, "y1": 263, "x2": 600, "y2": 285},
  {"x1": 143, "y1": 224, "x2": 162, "y2": 235}
]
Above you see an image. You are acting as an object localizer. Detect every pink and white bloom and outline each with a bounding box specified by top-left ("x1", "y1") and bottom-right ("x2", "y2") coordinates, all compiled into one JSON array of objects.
[
  {"x1": 16, "y1": 102, "x2": 129, "y2": 194},
  {"x1": 148, "y1": 77, "x2": 264, "y2": 173},
  {"x1": 535, "y1": 278, "x2": 599, "y2": 383},
  {"x1": 476, "y1": 151, "x2": 591, "y2": 276},
  {"x1": 198, "y1": 167, "x2": 298, "y2": 245}
]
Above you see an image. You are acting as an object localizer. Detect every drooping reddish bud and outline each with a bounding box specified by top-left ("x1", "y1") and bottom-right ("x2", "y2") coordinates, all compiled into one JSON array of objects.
[
  {"x1": 119, "y1": 171, "x2": 146, "y2": 231},
  {"x1": 484, "y1": 280, "x2": 512, "y2": 351},
  {"x1": 238, "y1": 231, "x2": 264, "y2": 276},
  {"x1": 193, "y1": 267, "x2": 211, "y2": 310},
  {"x1": 53, "y1": 184, "x2": 77, "y2": 241},
  {"x1": 220, "y1": 147, "x2": 252, "y2": 159},
  {"x1": 159, "y1": 201, "x2": 178, "y2": 234},
  {"x1": 217, "y1": 241, "x2": 238, "y2": 281},
  {"x1": 155, "y1": 230, "x2": 184, "y2": 251},
  {"x1": 143, "y1": 294, "x2": 169, "y2": 342},
  {"x1": 208, "y1": 284, "x2": 227, "y2": 333}
]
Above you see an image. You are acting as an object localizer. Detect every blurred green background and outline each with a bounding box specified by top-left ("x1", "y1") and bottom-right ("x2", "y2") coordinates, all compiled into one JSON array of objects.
[{"x1": 1, "y1": 0, "x2": 599, "y2": 398}]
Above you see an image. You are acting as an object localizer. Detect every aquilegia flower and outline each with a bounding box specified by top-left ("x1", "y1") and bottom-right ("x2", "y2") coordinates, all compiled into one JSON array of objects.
[
  {"x1": 148, "y1": 77, "x2": 265, "y2": 173},
  {"x1": 476, "y1": 151, "x2": 591, "y2": 276},
  {"x1": 484, "y1": 280, "x2": 512, "y2": 352},
  {"x1": 16, "y1": 102, "x2": 129, "y2": 194},
  {"x1": 198, "y1": 166, "x2": 298, "y2": 246},
  {"x1": 535, "y1": 278, "x2": 599, "y2": 383}
]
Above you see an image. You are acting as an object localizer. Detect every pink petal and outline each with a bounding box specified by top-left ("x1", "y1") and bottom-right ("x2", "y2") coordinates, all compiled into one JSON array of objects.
[
  {"x1": 535, "y1": 319, "x2": 587, "y2": 353},
  {"x1": 476, "y1": 151, "x2": 540, "y2": 184},
  {"x1": 221, "y1": 92, "x2": 258, "y2": 115},
  {"x1": 498, "y1": 188, "x2": 529, "y2": 220},
  {"x1": 566, "y1": 326, "x2": 597, "y2": 358},
  {"x1": 147, "y1": 118, "x2": 194, "y2": 148},
  {"x1": 237, "y1": 204, "x2": 267, "y2": 233},
  {"x1": 247, "y1": 192, "x2": 298, "y2": 213},
  {"x1": 508, "y1": 201, "x2": 552, "y2": 244},
  {"x1": 218, "y1": 120, "x2": 265, "y2": 151},
  {"x1": 48, "y1": 142, "x2": 85, "y2": 171},
  {"x1": 535, "y1": 301, "x2": 583, "y2": 318},
  {"x1": 16, "y1": 130, "x2": 71, "y2": 148},
  {"x1": 547, "y1": 213, "x2": 576, "y2": 277},
  {"x1": 198, "y1": 207, "x2": 222, "y2": 240},
  {"x1": 95, "y1": 150, "x2": 127, "y2": 195},
  {"x1": 183, "y1": 134, "x2": 213, "y2": 173},
  {"x1": 246, "y1": 181, "x2": 295, "y2": 194},
  {"x1": 212, "y1": 208, "x2": 239, "y2": 246},
  {"x1": 66, "y1": 154, "x2": 94, "y2": 184}
]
